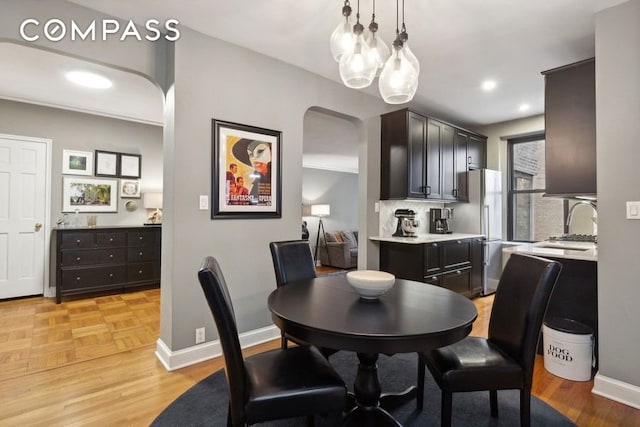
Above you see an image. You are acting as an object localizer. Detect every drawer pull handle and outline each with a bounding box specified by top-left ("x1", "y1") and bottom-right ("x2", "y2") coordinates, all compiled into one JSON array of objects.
[
  {"x1": 457, "y1": 240, "x2": 462, "y2": 244},
  {"x1": 76, "y1": 239, "x2": 81, "y2": 245},
  {"x1": 431, "y1": 243, "x2": 438, "y2": 247},
  {"x1": 456, "y1": 270, "x2": 462, "y2": 274},
  {"x1": 76, "y1": 276, "x2": 81, "y2": 281},
  {"x1": 109, "y1": 254, "x2": 114, "y2": 259},
  {"x1": 139, "y1": 270, "x2": 143, "y2": 274},
  {"x1": 76, "y1": 257, "x2": 81, "y2": 262},
  {"x1": 109, "y1": 273, "x2": 113, "y2": 278},
  {"x1": 139, "y1": 252, "x2": 143, "y2": 256},
  {"x1": 139, "y1": 236, "x2": 143, "y2": 241},
  {"x1": 431, "y1": 276, "x2": 438, "y2": 280},
  {"x1": 109, "y1": 238, "x2": 114, "y2": 242}
]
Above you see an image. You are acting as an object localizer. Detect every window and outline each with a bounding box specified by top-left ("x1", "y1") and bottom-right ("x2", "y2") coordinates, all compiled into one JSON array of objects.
[{"x1": 507, "y1": 136, "x2": 565, "y2": 242}]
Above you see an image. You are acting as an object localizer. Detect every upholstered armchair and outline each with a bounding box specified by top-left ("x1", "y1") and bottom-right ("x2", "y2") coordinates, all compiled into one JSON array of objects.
[{"x1": 319, "y1": 231, "x2": 358, "y2": 269}]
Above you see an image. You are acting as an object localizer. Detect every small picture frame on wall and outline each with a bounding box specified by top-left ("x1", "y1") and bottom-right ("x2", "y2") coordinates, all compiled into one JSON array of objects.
[
  {"x1": 95, "y1": 150, "x2": 119, "y2": 177},
  {"x1": 120, "y1": 153, "x2": 142, "y2": 178},
  {"x1": 120, "y1": 179, "x2": 141, "y2": 198},
  {"x1": 62, "y1": 150, "x2": 93, "y2": 176}
]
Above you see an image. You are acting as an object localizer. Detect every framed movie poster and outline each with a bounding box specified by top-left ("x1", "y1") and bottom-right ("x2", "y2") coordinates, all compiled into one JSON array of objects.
[{"x1": 211, "y1": 119, "x2": 281, "y2": 219}]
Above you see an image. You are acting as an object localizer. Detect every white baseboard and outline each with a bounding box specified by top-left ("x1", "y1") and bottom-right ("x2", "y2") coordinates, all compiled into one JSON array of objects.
[
  {"x1": 155, "y1": 325, "x2": 281, "y2": 371},
  {"x1": 592, "y1": 373, "x2": 640, "y2": 409}
]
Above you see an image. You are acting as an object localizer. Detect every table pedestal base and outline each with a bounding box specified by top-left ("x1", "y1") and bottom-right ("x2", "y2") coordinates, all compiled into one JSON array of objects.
[{"x1": 343, "y1": 353, "x2": 417, "y2": 426}]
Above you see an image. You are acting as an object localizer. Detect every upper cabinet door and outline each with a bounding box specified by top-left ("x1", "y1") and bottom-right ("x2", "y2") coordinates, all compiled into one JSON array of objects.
[
  {"x1": 426, "y1": 119, "x2": 446, "y2": 200},
  {"x1": 543, "y1": 58, "x2": 596, "y2": 197},
  {"x1": 467, "y1": 134, "x2": 487, "y2": 170},
  {"x1": 407, "y1": 112, "x2": 428, "y2": 198}
]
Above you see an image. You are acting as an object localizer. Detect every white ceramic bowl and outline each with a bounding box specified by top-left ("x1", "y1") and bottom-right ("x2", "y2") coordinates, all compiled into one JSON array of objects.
[{"x1": 346, "y1": 270, "x2": 396, "y2": 299}]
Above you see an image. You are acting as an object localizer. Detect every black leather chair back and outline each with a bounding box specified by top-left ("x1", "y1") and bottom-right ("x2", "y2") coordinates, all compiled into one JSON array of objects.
[
  {"x1": 197, "y1": 256, "x2": 247, "y2": 426},
  {"x1": 488, "y1": 253, "x2": 562, "y2": 386},
  {"x1": 269, "y1": 240, "x2": 316, "y2": 287}
]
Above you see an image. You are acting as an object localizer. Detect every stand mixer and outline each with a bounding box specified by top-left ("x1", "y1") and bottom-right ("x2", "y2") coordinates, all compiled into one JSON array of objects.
[{"x1": 392, "y1": 209, "x2": 420, "y2": 237}]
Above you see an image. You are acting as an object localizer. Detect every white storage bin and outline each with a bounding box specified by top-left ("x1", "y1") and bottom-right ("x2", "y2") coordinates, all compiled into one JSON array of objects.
[{"x1": 543, "y1": 317, "x2": 594, "y2": 381}]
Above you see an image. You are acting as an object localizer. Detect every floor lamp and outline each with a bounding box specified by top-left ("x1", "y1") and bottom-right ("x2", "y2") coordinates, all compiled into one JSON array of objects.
[{"x1": 311, "y1": 204, "x2": 331, "y2": 266}]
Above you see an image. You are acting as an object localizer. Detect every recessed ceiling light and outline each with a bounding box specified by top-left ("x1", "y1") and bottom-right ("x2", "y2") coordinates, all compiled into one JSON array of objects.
[
  {"x1": 519, "y1": 103, "x2": 530, "y2": 112},
  {"x1": 481, "y1": 80, "x2": 497, "y2": 91},
  {"x1": 65, "y1": 70, "x2": 113, "y2": 89}
]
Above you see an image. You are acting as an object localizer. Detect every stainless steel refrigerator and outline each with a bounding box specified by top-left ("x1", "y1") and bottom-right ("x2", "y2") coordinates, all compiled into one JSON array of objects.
[{"x1": 453, "y1": 169, "x2": 503, "y2": 295}]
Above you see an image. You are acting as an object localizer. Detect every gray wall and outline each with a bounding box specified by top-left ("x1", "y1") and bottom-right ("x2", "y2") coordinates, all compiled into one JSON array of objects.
[
  {"x1": 302, "y1": 167, "x2": 359, "y2": 255},
  {"x1": 0, "y1": 99, "x2": 163, "y2": 232},
  {"x1": 595, "y1": 0, "x2": 640, "y2": 388},
  {"x1": 163, "y1": 27, "x2": 388, "y2": 349}
]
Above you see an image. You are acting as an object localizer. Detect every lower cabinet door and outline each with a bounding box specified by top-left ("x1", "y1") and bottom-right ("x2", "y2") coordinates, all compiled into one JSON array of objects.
[
  {"x1": 127, "y1": 261, "x2": 161, "y2": 284},
  {"x1": 440, "y1": 267, "x2": 471, "y2": 294}
]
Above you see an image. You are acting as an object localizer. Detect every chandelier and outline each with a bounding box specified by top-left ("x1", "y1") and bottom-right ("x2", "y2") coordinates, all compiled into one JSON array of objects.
[{"x1": 330, "y1": 0, "x2": 419, "y2": 104}]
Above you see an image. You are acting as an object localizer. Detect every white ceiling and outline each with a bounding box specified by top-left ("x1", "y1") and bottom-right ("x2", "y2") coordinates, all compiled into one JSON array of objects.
[{"x1": 0, "y1": 0, "x2": 628, "y2": 172}]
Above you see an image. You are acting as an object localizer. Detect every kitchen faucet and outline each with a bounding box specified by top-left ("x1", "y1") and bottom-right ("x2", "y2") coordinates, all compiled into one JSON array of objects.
[{"x1": 566, "y1": 200, "x2": 598, "y2": 231}]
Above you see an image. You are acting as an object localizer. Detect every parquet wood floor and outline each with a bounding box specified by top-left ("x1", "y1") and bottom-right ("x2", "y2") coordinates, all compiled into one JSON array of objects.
[
  {"x1": 0, "y1": 289, "x2": 159, "y2": 382},
  {"x1": 0, "y1": 290, "x2": 637, "y2": 426}
]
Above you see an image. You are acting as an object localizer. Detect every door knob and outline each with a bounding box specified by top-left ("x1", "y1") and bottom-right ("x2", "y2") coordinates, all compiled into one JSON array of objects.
[{"x1": 35, "y1": 223, "x2": 42, "y2": 231}]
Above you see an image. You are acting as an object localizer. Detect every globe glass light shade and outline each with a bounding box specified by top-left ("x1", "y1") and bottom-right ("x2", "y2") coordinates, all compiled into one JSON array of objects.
[
  {"x1": 339, "y1": 32, "x2": 377, "y2": 89},
  {"x1": 330, "y1": 16, "x2": 354, "y2": 62},
  {"x1": 402, "y1": 41, "x2": 420, "y2": 73},
  {"x1": 365, "y1": 31, "x2": 390, "y2": 76},
  {"x1": 378, "y1": 49, "x2": 419, "y2": 104}
]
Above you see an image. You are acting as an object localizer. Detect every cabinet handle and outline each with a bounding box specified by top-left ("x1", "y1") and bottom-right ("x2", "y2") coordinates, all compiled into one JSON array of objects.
[
  {"x1": 76, "y1": 239, "x2": 81, "y2": 245},
  {"x1": 139, "y1": 236, "x2": 143, "y2": 241},
  {"x1": 76, "y1": 257, "x2": 81, "y2": 262},
  {"x1": 138, "y1": 270, "x2": 143, "y2": 274},
  {"x1": 139, "y1": 251, "x2": 144, "y2": 257},
  {"x1": 109, "y1": 238, "x2": 114, "y2": 242},
  {"x1": 426, "y1": 186, "x2": 431, "y2": 195},
  {"x1": 457, "y1": 240, "x2": 462, "y2": 244},
  {"x1": 431, "y1": 276, "x2": 438, "y2": 280},
  {"x1": 468, "y1": 156, "x2": 472, "y2": 164},
  {"x1": 431, "y1": 243, "x2": 438, "y2": 247},
  {"x1": 76, "y1": 276, "x2": 81, "y2": 281},
  {"x1": 453, "y1": 189, "x2": 458, "y2": 197},
  {"x1": 109, "y1": 273, "x2": 113, "y2": 278},
  {"x1": 456, "y1": 270, "x2": 462, "y2": 275},
  {"x1": 109, "y1": 254, "x2": 114, "y2": 259}
]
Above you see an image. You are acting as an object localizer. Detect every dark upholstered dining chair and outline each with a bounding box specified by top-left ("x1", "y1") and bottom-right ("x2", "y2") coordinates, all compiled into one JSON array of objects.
[
  {"x1": 417, "y1": 253, "x2": 562, "y2": 427},
  {"x1": 197, "y1": 256, "x2": 347, "y2": 427},
  {"x1": 269, "y1": 240, "x2": 338, "y2": 358}
]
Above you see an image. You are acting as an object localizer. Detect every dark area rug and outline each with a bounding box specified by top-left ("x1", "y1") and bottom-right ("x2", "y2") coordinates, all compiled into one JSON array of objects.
[{"x1": 152, "y1": 351, "x2": 575, "y2": 426}]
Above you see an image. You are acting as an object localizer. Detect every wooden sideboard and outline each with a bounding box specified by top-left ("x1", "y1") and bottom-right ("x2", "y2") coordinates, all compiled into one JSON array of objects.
[{"x1": 50, "y1": 226, "x2": 161, "y2": 303}]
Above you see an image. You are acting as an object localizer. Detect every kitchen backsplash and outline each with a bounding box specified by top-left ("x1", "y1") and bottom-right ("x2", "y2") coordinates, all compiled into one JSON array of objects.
[{"x1": 378, "y1": 200, "x2": 447, "y2": 236}]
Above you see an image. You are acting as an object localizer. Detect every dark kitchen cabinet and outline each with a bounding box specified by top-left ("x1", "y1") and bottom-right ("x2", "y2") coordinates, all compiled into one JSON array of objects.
[
  {"x1": 381, "y1": 108, "x2": 485, "y2": 201},
  {"x1": 379, "y1": 238, "x2": 481, "y2": 298},
  {"x1": 467, "y1": 133, "x2": 487, "y2": 170},
  {"x1": 542, "y1": 58, "x2": 596, "y2": 197},
  {"x1": 51, "y1": 226, "x2": 161, "y2": 303},
  {"x1": 470, "y1": 237, "x2": 484, "y2": 296}
]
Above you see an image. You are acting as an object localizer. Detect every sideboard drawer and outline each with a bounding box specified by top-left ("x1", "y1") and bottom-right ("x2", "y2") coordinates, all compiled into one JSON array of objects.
[
  {"x1": 60, "y1": 266, "x2": 127, "y2": 290},
  {"x1": 60, "y1": 232, "x2": 95, "y2": 249},
  {"x1": 96, "y1": 232, "x2": 127, "y2": 247},
  {"x1": 127, "y1": 261, "x2": 161, "y2": 283},
  {"x1": 127, "y1": 247, "x2": 160, "y2": 262},
  {"x1": 128, "y1": 230, "x2": 160, "y2": 247},
  {"x1": 61, "y1": 248, "x2": 127, "y2": 266}
]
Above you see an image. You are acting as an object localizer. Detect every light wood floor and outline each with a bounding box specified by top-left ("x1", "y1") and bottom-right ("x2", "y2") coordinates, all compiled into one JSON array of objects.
[{"x1": 0, "y1": 290, "x2": 638, "y2": 426}]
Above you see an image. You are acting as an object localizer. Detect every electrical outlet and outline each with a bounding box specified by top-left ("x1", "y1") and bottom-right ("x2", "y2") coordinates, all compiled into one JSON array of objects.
[{"x1": 195, "y1": 327, "x2": 205, "y2": 344}]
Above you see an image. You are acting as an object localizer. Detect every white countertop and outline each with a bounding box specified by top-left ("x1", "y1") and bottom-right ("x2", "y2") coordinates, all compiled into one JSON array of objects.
[
  {"x1": 369, "y1": 233, "x2": 484, "y2": 244},
  {"x1": 502, "y1": 241, "x2": 597, "y2": 262}
]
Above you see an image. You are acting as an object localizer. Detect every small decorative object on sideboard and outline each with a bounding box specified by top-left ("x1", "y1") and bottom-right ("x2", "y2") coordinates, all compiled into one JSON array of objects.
[
  {"x1": 144, "y1": 192, "x2": 163, "y2": 225},
  {"x1": 346, "y1": 270, "x2": 395, "y2": 299}
]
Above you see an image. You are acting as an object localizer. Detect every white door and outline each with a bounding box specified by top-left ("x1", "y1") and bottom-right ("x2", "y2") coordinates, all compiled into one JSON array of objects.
[{"x1": 0, "y1": 134, "x2": 49, "y2": 299}]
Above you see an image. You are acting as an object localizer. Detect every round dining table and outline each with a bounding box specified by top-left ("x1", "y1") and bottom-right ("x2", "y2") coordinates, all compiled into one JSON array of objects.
[{"x1": 268, "y1": 273, "x2": 478, "y2": 426}]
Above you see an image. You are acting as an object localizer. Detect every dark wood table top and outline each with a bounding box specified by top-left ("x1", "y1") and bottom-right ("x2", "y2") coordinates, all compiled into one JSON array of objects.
[{"x1": 268, "y1": 274, "x2": 478, "y2": 355}]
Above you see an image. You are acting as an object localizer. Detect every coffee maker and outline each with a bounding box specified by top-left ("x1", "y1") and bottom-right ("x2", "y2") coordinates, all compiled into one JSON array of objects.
[
  {"x1": 429, "y1": 208, "x2": 453, "y2": 234},
  {"x1": 392, "y1": 209, "x2": 420, "y2": 238}
]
